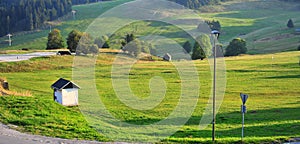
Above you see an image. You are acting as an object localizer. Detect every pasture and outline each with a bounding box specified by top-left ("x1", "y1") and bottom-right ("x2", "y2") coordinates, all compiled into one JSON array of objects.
[
  {"x1": 0, "y1": 0, "x2": 299, "y2": 143},
  {"x1": 0, "y1": 50, "x2": 299, "y2": 143}
]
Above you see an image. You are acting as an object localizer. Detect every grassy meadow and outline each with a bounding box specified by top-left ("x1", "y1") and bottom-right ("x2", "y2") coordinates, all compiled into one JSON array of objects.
[
  {"x1": 0, "y1": 50, "x2": 299, "y2": 143},
  {"x1": 0, "y1": 0, "x2": 299, "y2": 143},
  {"x1": 199, "y1": 0, "x2": 300, "y2": 54}
]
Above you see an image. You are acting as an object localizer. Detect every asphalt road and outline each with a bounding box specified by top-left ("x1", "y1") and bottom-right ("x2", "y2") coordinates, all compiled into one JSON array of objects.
[
  {"x1": 0, "y1": 52, "x2": 57, "y2": 62},
  {"x1": 0, "y1": 123, "x2": 104, "y2": 144}
]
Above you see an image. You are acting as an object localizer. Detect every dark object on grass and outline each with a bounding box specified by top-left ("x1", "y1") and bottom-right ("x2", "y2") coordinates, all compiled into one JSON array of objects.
[
  {"x1": 0, "y1": 79, "x2": 9, "y2": 90},
  {"x1": 2, "y1": 81, "x2": 9, "y2": 90},
  {"x1": 57, "y1": 51, "x2": 71, "y2": 55},
  {"x1": 21, "y1": 48, "x2": 29, "y2": 51}
]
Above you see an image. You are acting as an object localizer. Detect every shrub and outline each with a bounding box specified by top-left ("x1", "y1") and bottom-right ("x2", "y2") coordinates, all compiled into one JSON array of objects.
[{"x1": 225, "y1": 38, "x2": 247, "y2": 56}]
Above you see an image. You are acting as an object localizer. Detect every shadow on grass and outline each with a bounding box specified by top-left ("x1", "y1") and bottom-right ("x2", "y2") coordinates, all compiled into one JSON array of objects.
[
  {"x1": 171, "y1": 107, "x2": 300, "y2": 139},
  {"x1": 172, "y1": 122, "x2": 300, "y2": 138},
  {"x1": 264, "y1": 74, "x2": 300, "y2": 79},
  {"x1": 121, "y1": 107, "x2": 300, "y2": 125},
  {"x1": 227, "y1": 69, "x2": 278, "y2": 73},
  {"x1": 120, "y1": 106, "x2": 300, "y2": 139}
]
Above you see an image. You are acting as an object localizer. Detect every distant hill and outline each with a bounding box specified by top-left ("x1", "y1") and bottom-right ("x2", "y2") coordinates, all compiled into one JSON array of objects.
[
  {"x1": 0, "y1": 0, "x2": 72, "y2": 37},
  {"x1": 0, "y1": 0, "x2": 299, "y2": 54}
]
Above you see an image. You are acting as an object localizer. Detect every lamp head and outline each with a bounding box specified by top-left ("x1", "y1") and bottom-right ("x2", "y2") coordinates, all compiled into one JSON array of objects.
[{"x1": 211, "y1": 30, "x2": 220, "y2": 39}]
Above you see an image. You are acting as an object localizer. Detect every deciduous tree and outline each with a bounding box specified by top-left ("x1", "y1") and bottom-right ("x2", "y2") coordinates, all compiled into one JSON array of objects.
[
  {"x1": 67, "y1": 30, "x2": 83, "y2": 52},
  {"x1": 76, "y1": 33, "x2": 99, "y2": 55},
  {"x1": 225, "y1": 38, "x2": 247, "y2": 56},
  {"x1": 46, "y1": 29, "x2": 64, "y2": 49}
]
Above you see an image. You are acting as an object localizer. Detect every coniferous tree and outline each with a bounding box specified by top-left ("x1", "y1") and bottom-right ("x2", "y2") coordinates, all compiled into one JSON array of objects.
[
  {"x1": 192, "y1": 42, "x2": 205, "y2": 60},
  {"x1": 0, "y1": 0, "x2": 72, "y2": 37},
  {"x1": 183, "y1": 41, "x2": 192, "y2": 53},
  {"x1": 191, "y1": 34, "x2": 212, "y2": 60},
  {"x1": 168, "y1": 0, "x2": 231, "y2": 9},
  {"x1": 203, "y1": 20, "x2": 221, "y2": 31},
  {"x1": 287, "y1": 19, "x2": 294, "y2": 28},
  {"x1": 28, "y1": 13, "x2": 34, "y2": 31}
]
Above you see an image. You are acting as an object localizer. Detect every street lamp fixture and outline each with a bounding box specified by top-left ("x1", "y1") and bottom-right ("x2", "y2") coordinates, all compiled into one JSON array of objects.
[{"x1": 211, "y1": 30, "x2": 220, "y2": 142}]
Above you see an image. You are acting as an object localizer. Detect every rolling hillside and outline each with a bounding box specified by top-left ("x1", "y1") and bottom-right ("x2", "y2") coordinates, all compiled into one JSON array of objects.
[
  {"x1": 0, "y1": 50, "x2": 299, "y2": 143},
  {"x1": 0, "y1": 0, "x2": 299, "y2": 143},
  {"x1": 0, "y1": 0, "x2": 299, "y2": 55}
]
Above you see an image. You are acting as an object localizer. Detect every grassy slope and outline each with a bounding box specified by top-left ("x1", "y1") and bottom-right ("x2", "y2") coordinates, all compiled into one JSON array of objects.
[
  {"x1": 198, "y1": 0, "x2": 300, "y2": 54},
  {"x1": 0, "y1": 51, "x2": 299, "y2": 143},
  {"x1": 0, "y1": 0, "x2": 299, "y2": 55},
  {"x1": 0, "y1": 56, "x2": 108, "y2": 141}
]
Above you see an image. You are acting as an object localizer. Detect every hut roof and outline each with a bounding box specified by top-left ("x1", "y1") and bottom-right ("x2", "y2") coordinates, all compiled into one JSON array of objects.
[{"x1": 51, "y1": 78, "x2": 80, "y2": 90}]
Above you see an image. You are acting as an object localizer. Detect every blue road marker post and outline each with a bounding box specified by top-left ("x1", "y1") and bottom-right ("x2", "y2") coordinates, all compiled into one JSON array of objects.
[{"x1": 240, "y1": 93, "x2": 249, "y2": 142}]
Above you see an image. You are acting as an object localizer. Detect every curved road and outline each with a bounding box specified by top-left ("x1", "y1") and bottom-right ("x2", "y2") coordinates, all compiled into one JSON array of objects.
[{"x1": 0, "y1": 52, "x2": 57, "y2": 62}]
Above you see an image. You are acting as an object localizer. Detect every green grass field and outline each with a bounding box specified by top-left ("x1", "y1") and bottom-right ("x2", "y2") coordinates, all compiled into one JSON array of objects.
[
  {"x1": 0, "y1": 0, "x2": 300, "y2": 143},
  {"x1": 0, "y1": 50, "x2": 299, "y2": 143}
]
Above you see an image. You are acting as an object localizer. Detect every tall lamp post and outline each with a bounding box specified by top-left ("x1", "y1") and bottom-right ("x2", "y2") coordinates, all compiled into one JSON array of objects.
[
  {"x1": 7, "y1": 33, "x2": 12, "y2": 46},
  {"x1": 211, "y1": 30, "x2": 220, "y2": 142},
  {"x1": 72, "y1": 10, "x2": 77, "y2": 20}
]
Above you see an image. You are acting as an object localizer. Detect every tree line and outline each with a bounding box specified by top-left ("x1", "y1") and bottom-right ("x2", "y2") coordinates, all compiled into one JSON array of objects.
[
  {"x1": 47, "y1": 29, "x2": 101, "y2": 55},
  {"x1": 0, "y1": 0, "x2": 72, "y2": 37},
  {"x1": 168, "y1": 0, "x2": 231, "y2": 9},
  {"x1": 47, "y1": 29, "x2": 157, "y2": 57},
  {"x1": 47, "y1": 27, "x2": 248, "y2": 59},
  {"x1": 279, "y1": 0, "x2": 299, "y2": 2},
  {"x1": 182, "y1": 36, "x2": 246, "y2": 60},
  {"x1": 169, "y1": 0, "x2": 298, "y2": 9},
  {"x1": 71, "y1": 0, "x2": 112, "y2": 5}
]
